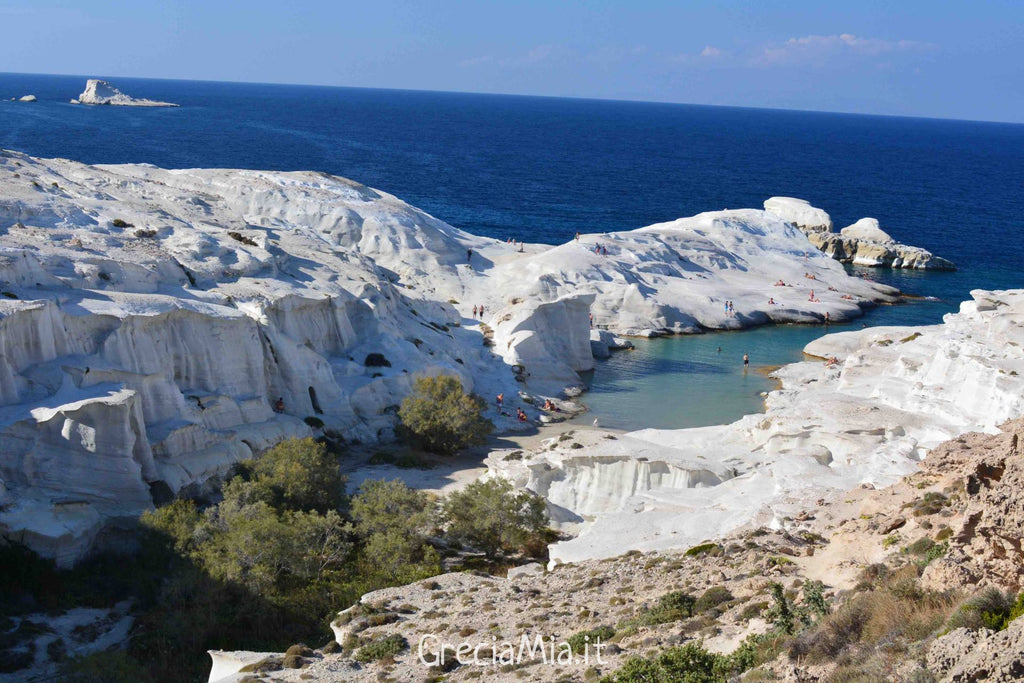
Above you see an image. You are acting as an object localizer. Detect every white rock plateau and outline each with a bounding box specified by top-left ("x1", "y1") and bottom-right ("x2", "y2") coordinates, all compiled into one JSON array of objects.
[
  {"x1": 765, "y1": 196, "x2": 955, "y2": 270},
  {"x1": 71, "y1": 79, "x2": 179, "y2": 107},
  {"x1": 17, "y1": 95, "x2": 37, "y2": 102},
  {"x1": 487, "y1": 289, "x2": 1024, "y2": 567},
  {"x1": 0, "y1": 149, "x2": 900, "y2": 564}
]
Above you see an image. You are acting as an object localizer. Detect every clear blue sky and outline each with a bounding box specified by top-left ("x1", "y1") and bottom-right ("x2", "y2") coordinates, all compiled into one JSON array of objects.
[{"x1": 3, "y1": 0, "x2": 1022, "y2": 123}]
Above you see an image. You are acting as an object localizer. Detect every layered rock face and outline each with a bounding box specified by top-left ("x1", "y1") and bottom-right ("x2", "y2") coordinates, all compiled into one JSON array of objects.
[
  {"x1": 0, "y1": 150, "x2": 899, "y2": 563},
  {"x1": 495, "y1": 290, "x2": 1024, "y2": 566},
  {"x1": 71, "y1": 79, "x2": 179, "y2": 107},
  {"x1": 765, "y1": 196, "x2": 956, "y2": 270}
]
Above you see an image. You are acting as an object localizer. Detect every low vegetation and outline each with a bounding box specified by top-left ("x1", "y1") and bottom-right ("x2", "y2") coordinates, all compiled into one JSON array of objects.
[
  {"x1": 2, "y1": 437, "x2": 549, "y2": 682},
  {"x1": 398, "y1": 374, "x2": 494, "y2": 454}
]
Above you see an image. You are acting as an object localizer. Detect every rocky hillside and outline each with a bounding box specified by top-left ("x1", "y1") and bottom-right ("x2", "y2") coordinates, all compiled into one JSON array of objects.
[{"x1": 209, "y1": 418, "x2": 1024, "y2": 682}]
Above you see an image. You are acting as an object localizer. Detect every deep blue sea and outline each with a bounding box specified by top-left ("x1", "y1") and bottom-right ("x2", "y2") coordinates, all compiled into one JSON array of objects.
[{"x1": 3, "y1": 72, "x2": 1022, "y2": 429}]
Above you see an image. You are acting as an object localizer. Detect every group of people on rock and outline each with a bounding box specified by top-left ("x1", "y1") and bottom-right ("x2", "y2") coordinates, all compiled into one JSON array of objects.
[
  {"x1": 471, "y1": 305, "x2": 486, "y2": 318},
  {"x1": 724, "y1": 300, "x2": 735, "y2": 315},
  {"x1": 542, "y1": 398, "x2": 561, "y2": 412},
  {"x1": 593, "y1": 243, "x2": 608, "y2": 256}
]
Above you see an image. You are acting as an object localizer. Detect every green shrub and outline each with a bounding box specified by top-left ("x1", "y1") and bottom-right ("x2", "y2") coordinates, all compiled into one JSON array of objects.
[
  {"x1": 441, "y1": 478, "x2": 547, "y2": 559},
  {"x1": 247, "y1": 437, "x2": 346, "y2": 513},
  {"x1": 695, "y1": 586, "x2": 734, "y2": 614},
  {"x1": 351, "y1": 479, "x2": 441, "y2": 582},
  {"x1": 599, "y1": 640, "x2": 758, "y2": 683},
  {"x1": 351, "y1": 479, "x2": 433, "y2": 538},
  {"x1": 398, "y1": 375, "x2": 493, "y2": 454},
  {"x1": 111, "y1": 219, "x2": 134, "y2": 228},
  {"x1": 740, "y1": 601, "x2": 768, "y2": 621},
  {"x1": 684, "y1": 543, "x2": 721, "y2": 557},
  {"x1": 635, "y1": 591, "x2": 695, "y2": 626},
  {"x1": 923, "y1": 542, "x2": 948, "y2": 565},
  {"x1": 946, "y1": 588, "x2": 1016, "y2": 631},
  {"x1": 354, "y1": 634, "x2": 408, "y2": 662},
  {"x1": 765, "y1": 583, "x2": 795, "y2": 634},
  {"x1": 567, "y1": 625, "x2": 615, "y2": 654},
  {"x1": 904, "y1": 537, "x2": 936, "y2": 556}
]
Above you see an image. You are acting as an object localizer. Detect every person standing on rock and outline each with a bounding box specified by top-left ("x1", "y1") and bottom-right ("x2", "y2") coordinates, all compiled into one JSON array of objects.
[
  {"x1": 467, "y1": 248, "x2": 473, "y2": 262},
  {"x1": 472, "y1": 305, "x2": 478, "y2": 317},
  {"x1": 479, "y1": 305, "x2": 485, "y2": 318},
  {"x1": 496, "y1": 393, "x2": 504, "y2": 409},
  {"x1": 743, "y1": 353, "x2": 749, "y2": 369}
]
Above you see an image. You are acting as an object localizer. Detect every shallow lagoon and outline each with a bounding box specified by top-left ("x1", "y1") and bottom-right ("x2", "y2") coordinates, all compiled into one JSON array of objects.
[{"x1": 576, "y1": 268, "x2": 961, "y2": 431}]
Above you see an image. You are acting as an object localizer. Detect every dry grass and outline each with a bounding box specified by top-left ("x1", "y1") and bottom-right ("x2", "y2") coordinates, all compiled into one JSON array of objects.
[{"x1": 790, "y1": 567, "x2": 958, "y2": 664}]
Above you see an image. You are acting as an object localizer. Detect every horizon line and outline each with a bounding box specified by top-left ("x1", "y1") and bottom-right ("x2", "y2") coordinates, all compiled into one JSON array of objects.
[{"x1": 4, "y1": 69, "x2": 1023, "y2": 128}]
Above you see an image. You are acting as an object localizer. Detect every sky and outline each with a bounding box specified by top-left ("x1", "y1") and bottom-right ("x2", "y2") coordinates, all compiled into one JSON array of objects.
[{"x1": 2, "y1": 0, "x2": 1022, "y2": 123}]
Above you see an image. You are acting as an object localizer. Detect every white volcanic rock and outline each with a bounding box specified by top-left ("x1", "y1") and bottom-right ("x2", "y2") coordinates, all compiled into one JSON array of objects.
[
  {"x1": 497, "y1": 290, "x2": 1024, "y2": 566},
  {"x1": 72, "y1": 79, "x2": 178, "y2": 107},
  {"x1": 765, "y1": 197, "x2": 954, "y2": 270},
  {"x1": 0, "y1": 149, "x2": 898, "y2": 563},
  {"x1": 589, "y1": 329, "x2": 633, "y2": 358},
  {"x1": 763, "y1": 196, "x2": 832, "y2": 233},
  {"x1": 840, "y1": 217, "x2": 893, "y2": 243},
  {"x1": 18, "y1": 95, "x2": 37, "y2": 102}
]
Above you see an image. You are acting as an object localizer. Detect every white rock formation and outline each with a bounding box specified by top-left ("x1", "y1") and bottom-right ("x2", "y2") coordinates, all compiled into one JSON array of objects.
[
  {"x1": 71, "y1": 79, "x2": 178, "y2": 107},
  {"x1": 840, "y1": 217, "x2": 893, "y2": 243},
  {"x1": 589, "y1": 329, "x2": 634, "y2": 358},
  {"x1": 765, "y1": 197, "x2": 955, "y2": 270},
  {"x1": 18, "y1": 95, "x2": 37, "y2": 102},
  {"x1": 762, "y1": 196, "x2": 832, "y2": 233},
  {"x1": 489, "y1": 290, "x2": 1024, "y2": 566},
  {"x1": 0, "y1": 149, "x2": 898, "y2": 564}
]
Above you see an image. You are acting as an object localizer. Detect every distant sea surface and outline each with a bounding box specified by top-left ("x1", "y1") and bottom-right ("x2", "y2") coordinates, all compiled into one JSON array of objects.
[{"x1": 3, "y1": 73, "x2": 1022, "y2": 429}]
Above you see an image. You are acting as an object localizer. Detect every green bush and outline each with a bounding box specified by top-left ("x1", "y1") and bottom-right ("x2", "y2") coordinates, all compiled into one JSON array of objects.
[
  {"x1": 441, "y1": 478, "x2": 547, "y2": 558},
  {"x1": 354, "y1": 634, "x2": 408, "y2": 662},
  {"x1": 636, "y1": 591, "x2": 696, "y2": 626},
  {"x1": 684, "y1": 543, "x2": 720, "y2": 557},
  {"x1": 398, "y1": 375, "x2": 493, "y2": 454},
  {"x1": 247, "y1": 437, "x2": 346, "y2": 513},
  {"x1": 567, "y1": 625, "x2": 615, "y2": 654},
  {"x1": 351, "y1": 479, "x2": 433, "y2": 537},
  {"x1": 600, "y1": 640, "x2": 762, "y2": 683},
  {"x1": 946, "y1": 588, "x2": 1016, "y2": 631},
  {"x1": 350, "y1": 479, "x2": 441, "y2": 583},
  {"x1": 695, "y1": 586, "x2": 734, "y2": 614}
]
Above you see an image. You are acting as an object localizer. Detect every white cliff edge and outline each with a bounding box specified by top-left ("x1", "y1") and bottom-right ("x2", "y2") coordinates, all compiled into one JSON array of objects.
[
  {"x1": 71, "y1": 79, "x2": 179, "y2": 107},
  {"x1": 765, "y1": 196, "x2": 955, "y2": 270}
]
